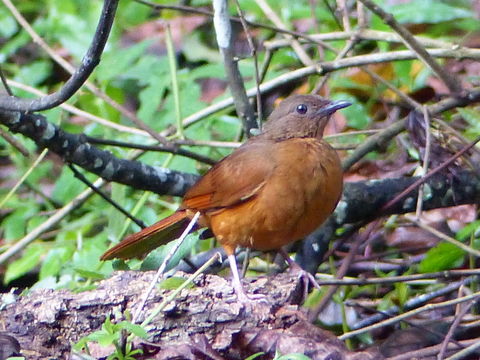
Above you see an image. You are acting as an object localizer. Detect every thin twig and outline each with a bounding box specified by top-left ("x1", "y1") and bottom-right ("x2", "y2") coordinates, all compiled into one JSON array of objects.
[
  {"x1": 406, "y1": 215, "x2": 480, "y2": 258},
  {"x1": 0, "y1": 148, "x2": 48, "y2": 208},
  {"x1": 336, "y1": 0, "x2": 351, "y2": 31},
  {"x1": 0, "y1": 0, "x2": 119, "y2": 111},
  {"x1": 415, "y1": 106, "x2": 432, "y2": 218},
  {"x1": 445, "y1": 339, "x2": 480, "y2": 360},
  {"x1": 265, "y1": 29, "x2": 454, "y2": 50},
  {"x1": 361, "y1": 66, "x2": 421, "y2": 110},
  {"x1": 348, "y1": 279, "x2": 472, "y2": 331},
  {"x1": 0, "y1": 66, "x2": 12, "y2": 96},
  {"x1": 0, "y1": 127, "x2": 29, "y2": 157},
  {"x1": 233, "y1": 0, "x2": 263, "y2": 125},
  {"x1": 1, "y1": 0, "x2": 170, "y2": 145},
  {"x1": 308, "y1": 223, "x2": 373, "y2": 320},
  {"x1": 140, "y1": 249, "x2": 221, "y2": 327},
  {"x1": 389, "y1": 339, "x2": 479, "y2": 360},
  {"x1": 165, "y1": 24, "x2": 183, "y2": 139},
  {"x1": 173, "y1": 138, "x2": 240, "y2": 148},
  {"x1": 380, "y1": 136, "x2": 480, "y2": 212},
  {"x1": 134, "y1": 0, "x2": 337, "y2": 52},
  {"x1": 85, "y1": 136, "x2": 217, "y2": 165},
  {"x1": 357, "y1": 0, "x2": 462, "y2": 94},
  {"x1": 6, "y1": 79, "x2": 149, "y2": 137},
  {"x1": 315, "y1": 269, "x2": 480, "y2": 286},
  {"x1": 340, "y1": 290, "x2": 480, "y2": 340},
  {"x1": 438, "y1": 289, "x2": 474, "y2": 360},
  {"x1": 0, "y1": 179, "x2": 103, "y2": 265},
  {"x1": 68, "y1": 164, "x2": 145, "y2": 229},
  {"x1": 256, "y1": 0, "x2": 314, "y2": 67},
  {"x1": 132, "y1": 212, "x2": 201, "y2": 324},
  {"x1": 177, "y1": 49, "x2": 480, "y2": 134},
  {"x1": 212, "y1": 0, "x2": 257, "y2": 135}
]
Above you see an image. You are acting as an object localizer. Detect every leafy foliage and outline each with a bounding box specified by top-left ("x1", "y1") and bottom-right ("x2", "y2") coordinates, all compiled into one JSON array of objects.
[{"x1": 0, "y1": 0, "x2": 479, "y2": 358}]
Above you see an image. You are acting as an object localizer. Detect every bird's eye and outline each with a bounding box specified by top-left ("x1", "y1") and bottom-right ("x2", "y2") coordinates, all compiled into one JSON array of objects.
[{"x1": 296, "y1": 104, "x2": 308, "y2": 114}]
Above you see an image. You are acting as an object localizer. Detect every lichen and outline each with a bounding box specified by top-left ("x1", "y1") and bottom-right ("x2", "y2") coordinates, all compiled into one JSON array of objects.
[
  {"x1": 94, "y1": 158, "x2": 103, "y2": 169},
  {"x1": 101, "y1": 161, "x2": 115, "y2": 178},
  {"x1": 42, "y1": 122, "x2": 56, "y2": 140},
  {"x1": 333, "y1": 200, "x2": 347, "y2": 224}
]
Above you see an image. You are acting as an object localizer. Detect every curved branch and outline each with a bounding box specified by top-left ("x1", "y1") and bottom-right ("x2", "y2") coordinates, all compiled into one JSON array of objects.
[{"x1": 0, "y1": 0, "x2": 119, "y2": 112}]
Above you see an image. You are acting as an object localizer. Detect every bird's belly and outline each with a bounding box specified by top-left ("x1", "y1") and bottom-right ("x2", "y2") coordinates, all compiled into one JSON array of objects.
[{"x1": 208, "y1": 140, "x2": 343, "y2": 254}]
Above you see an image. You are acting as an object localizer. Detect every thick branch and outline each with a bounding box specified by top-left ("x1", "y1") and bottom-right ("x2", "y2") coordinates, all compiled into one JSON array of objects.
[
  {"x1": 0, "y1": 271, "x2": 379, "y2": 359},
  {"x1": 338, "y1": 171, "x2": 480, "y2": 224},
  {"x1": 296, "y1": 170, "x2": 480, "y2": 273},
  {"x1": 0, "y1": 111, "x2": 197, "y2": 196}
]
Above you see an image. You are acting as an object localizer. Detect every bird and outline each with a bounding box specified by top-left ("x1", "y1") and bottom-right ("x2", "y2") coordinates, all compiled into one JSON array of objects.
[{"x1": 101, "y1": 94, "x2": 351, "y2": 302}]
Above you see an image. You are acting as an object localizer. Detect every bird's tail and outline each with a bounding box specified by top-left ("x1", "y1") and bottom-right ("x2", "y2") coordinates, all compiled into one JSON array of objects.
[{"x1": 100, "y1": 210, "x2": 190, "y2": 260}]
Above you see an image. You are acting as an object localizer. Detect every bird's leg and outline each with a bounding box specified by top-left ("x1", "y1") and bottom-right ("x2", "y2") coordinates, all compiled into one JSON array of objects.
[
  {"x1": 279, "y1": 248, "x2": 321, "y2": 300},
  {"x1": 228, "y1": 253, "x2": 266, "y2": 303}
]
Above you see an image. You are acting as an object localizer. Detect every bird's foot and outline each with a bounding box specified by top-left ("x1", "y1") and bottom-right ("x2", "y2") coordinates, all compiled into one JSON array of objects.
[
  {"x1": 280, "y1": 249, "x2": 321, "y2": 291},
  {"x1": 289, "y1": 267, "x2": 322, "y2": 304},
  {"x1": 228, "y1": 253, "x2": 269, "y2": 304},
  {"x1": 281, "y1": 253, "x2": 321, "y2": 302},
  {"x1": 290, "y1": 266, "x2": 321, "y2": 290}
]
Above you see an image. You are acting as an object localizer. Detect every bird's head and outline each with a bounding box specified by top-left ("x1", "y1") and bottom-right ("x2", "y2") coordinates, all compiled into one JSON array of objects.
[{"x1": 262, "y1": 95, "x2": 351, "y2": 140}]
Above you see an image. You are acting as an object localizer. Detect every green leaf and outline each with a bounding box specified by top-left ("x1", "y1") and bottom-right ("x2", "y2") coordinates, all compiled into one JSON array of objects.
[
  {"x1": 159, "y1": 276, "x2": 194, "y2": 290},
  {"x1": 457, "y1": 108, "x2": 480, "y2": 138},
  {"x1": 245, "y1": 353, "x2": 265, "y2": 360},
  {"x1": 51, "y1": 167, "x2": 85, "y2": 204},
  {"x1": 2, "y1": 204, "x2": 38, "y2": 240},
  {"x1": 140, "y1": 232, "x2": 200, "y2": 271},
  {"x1": 331, "y1": 93, "x2": 369, "y2": 129},
  {"x1": 39, "y1": 246, "x2": 74, "y2": 279},
  {"x1": 418, "y1": 242, "x2": 465, "y2": 273},
  {"x1": 183, "y1": 33, "x2": 221, "y2": 63},
  {"x1": 0, "y1": 31, "x2": 30, "y2": 62},
  {"x1": 96, "y1": 40, "x2": 152, "y2": 82},
  {"x1": 275, "y1": 353, "x2": 312, "y2": 360},
  {"x1": 388, "y1": 0, "x2": 472, "y2": 24},
  {"x1": 117, "y1": 321, "x2": 148, "y2": 339},
  {"x1": 0, "y1": 12, "x2": 18, "y2": 37},
  {"x1": 122, "y1": 55, "x2": 169, "y2": 84},
  {"x1": 95, "y1": 332, "x2": 119, "y2": 347},
  {"x1": 74, "y1": 268, "x2": 106, "y2": 280},
  {"x1": 456, "y1": 220, "x2": 480, "y2": 241},
  {"x1": 4, "y1": 243, "x2": 45, "y2": 284},
  {"x1": 137, "y1": 77, "x2": 170, "y2": 126},
  {"x1": 16, "y1": 60, "x2": 52, "y2": 87},
  {"x1": 107, "y1": 183, "x2": 127, "y2": 241},
  {"x1": 394, "y1": 282, "x2": 409, "y2": 307}
]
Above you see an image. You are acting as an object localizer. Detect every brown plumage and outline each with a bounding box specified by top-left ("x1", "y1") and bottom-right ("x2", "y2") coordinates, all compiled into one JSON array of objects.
[{"x1": 101, "y1": 95, "x2": 350, "y2": 301}]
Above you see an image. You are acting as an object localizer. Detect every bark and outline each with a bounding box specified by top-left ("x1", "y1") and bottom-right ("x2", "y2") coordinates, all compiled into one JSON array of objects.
[{"x1": 1, "y1": 271, "x2": 381, "y2": 360}]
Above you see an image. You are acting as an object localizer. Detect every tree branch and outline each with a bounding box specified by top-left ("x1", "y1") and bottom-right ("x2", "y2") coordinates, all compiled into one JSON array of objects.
[
  {"x1": 0, "y1": 0, "x2": 119, "y2": 112},
  {"x1": 0, "y1": 110, "x2": 198, "y2": 196},
  {"x1": 357, "y1": 0, "x2": 462, "y2": 94},
  {"x1": 212, "y1": 0, "x2": 257, "y2": 135}
]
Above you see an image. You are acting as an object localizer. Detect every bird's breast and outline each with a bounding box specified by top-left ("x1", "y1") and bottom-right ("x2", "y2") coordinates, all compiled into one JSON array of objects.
[{"x1": 208, "y1": 138, "x2": 343, "y2": 254}]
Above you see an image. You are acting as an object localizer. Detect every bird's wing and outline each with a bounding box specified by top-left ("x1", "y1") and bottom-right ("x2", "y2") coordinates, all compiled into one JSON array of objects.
[{"x1": 182, "y1": 140, "x2": 275, "y2": 210}]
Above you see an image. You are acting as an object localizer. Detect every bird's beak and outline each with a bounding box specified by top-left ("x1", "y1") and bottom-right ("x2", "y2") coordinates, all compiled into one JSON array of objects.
[{"x1": 317, "y1": 100, "x2": 352, "y2": 117}]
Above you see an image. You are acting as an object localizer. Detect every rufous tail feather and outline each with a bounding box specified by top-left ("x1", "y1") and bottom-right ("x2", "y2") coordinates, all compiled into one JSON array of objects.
[{"x1": 101, "y1": 210, "x2": 189, "y2": 260}]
